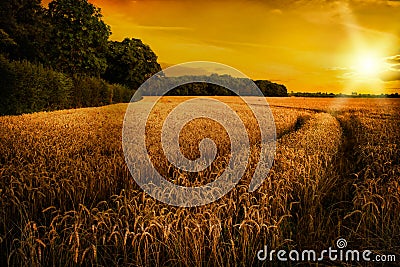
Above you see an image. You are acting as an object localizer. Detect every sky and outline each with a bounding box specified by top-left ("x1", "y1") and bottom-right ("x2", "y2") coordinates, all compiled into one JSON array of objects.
[{"x1": 45, "y1": 0, "x2": 400, "y2": 93}]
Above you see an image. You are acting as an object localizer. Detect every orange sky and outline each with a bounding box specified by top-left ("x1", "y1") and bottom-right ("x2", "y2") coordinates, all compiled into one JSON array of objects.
[{"x1": 44, "y1": 0, "x2": 400, "y2": 93}]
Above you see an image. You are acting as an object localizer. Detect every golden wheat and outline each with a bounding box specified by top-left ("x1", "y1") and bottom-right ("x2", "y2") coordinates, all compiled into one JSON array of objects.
[{"x1": 0, "y1": 96, "x2": 399, "y2": 266}]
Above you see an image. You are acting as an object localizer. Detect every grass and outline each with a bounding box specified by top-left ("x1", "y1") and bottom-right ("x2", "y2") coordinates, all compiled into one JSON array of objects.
[{"x1": 0, "y1": 96, "x2": 399, "y2": 266}]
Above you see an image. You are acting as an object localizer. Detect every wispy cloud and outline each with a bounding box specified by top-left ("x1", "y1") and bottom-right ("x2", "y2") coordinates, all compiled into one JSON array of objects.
[
  {"x1": 205, "y1": 39, "x2": 294, "y2": 51},
  {"x1": 133, "y1": 25, "x2": 193, "y2": 31},
  {"x1": 380, "y1": 70, "x2": 400, "y2": 81},
  {"x1": 270, "y1": 9, "x2": 283, "y2": 15},
  {"x1": 324, "y1": 67, "x2": 351, "y2": 76},
  {"x1": 381, "y1": 55, "x2": 400, "y2": 81},
  {"x1": 386, "y1": 55, "x2": 400, "y2": 65},
  {"x1": 341, "y1": 23, "x2": 399, "y2": 39}
]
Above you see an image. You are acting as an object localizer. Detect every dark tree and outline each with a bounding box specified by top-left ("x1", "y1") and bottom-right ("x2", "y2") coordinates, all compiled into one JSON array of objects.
[
  {"x1": 255, "y1": 80, "x2": 288, "y2": 97},
  {"x1": 47, "y1": 0, "x2": 111, "y2": 76},
  {"x1": 103, "y1": 38, "x2": 162, "y2": 89},
  {"x1": 0, "y1": 29, "x2": 17, "y2": 55},
  {"x1": 0, "y1": 0, "x2": 48, "y2": 62}
]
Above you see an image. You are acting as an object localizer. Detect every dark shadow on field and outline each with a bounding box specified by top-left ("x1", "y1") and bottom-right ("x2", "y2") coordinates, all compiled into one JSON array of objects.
[
  {"x1": 324, "y1": 113, "x2": 365, "y2": 241},
  {"x1": 278, "y1": 111, "x2": 367, "y2": 264},
  {"x1": 277, "y1": 114, "x2": 313, "y2": 139}
]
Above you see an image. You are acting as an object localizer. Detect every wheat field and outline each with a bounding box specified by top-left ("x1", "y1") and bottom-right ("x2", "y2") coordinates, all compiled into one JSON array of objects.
[{"x1": 0, "y1": 97, "x2": 399, "y2": 266}]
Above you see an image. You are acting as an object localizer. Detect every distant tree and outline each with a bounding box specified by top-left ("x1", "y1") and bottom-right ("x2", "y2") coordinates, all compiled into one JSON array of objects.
[
  {"x1": 159, "y1": 76, "x2": 289, "y2": 96},
  {"x1": 0, "y1": 0, "x2": 48, "y2": 62},
  {"x1": 47, "y1": 0, "x2": 111, "y2": 76},
  {"x1": 255, "y1": 80, "x2": 288, "y2": 97},
  {"x1": 103, "y1": 38, "x2": 162, "y2": 89}
]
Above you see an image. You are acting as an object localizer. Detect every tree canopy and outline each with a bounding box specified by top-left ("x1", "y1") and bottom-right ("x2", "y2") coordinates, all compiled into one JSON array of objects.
[
  {"x1": 47, "y1": 0, "x2": 111, "y2": 76},
  {"x1": 0, "y1": 0, "x2": 163, "y2": 88},
  {"x1": 103, "y1": 38, "x2": 162, "y2": 89},
  {"x1": 0, "y1": 0, "x2": 48, "y2": 62}
]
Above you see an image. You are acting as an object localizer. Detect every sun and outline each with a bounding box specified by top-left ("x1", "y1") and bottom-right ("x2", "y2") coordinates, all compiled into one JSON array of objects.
[
  {"x1": 342, "y1": 50, "x2": 389, "y2": 94},
  {"x1": 353, "y1": 53, "x2": 384, "y2": 78},
  {"x1": 358, "y1": 57, "x2": 378, "y2": 75}
]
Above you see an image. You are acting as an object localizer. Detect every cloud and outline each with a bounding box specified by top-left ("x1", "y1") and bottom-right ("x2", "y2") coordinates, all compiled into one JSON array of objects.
[
  {"x1": 270, "y1": 9, "x2": 283, "y2": 15},
  {"x1": 205, "y1": 39, "x2": 295, "y2": 52},
  {"x1": 386, "y1": 55, "x2": 400, "y2": 64},
  {"x1": 380, "y1": 70, "x2": 400, "y2": 81},
  {"x1": 325, "y1": 67, "x2": 352, "y2": 77},
  {"x1": 381, "y1": 55, "x2": 400, "y2": 81},
  {"x1": 341, "y1": 23, "x2": 398, "y2": 38},
  {"x1": 133, "y1": 25, "x2": 193, "y2": 31},
  {"x1": 327, "y1": 67, "x2": 349, "y2": 71}
]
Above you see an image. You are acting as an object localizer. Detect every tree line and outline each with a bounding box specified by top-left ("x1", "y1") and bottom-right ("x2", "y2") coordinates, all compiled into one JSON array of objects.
[{"x1": 144, "y1": 75, "x2": 288, "y2": 97}]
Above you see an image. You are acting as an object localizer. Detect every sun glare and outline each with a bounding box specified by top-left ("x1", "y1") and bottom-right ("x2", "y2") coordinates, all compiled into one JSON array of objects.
[
  {"x1": 359, "y1": 57, "x2": 378, "y2": 75},
  {"x1": 354, "y1": 53, "x2": 384, "y2": 78},
  {"x1": 342, "y1": 50, "x2": 389, "y2": 93}
]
